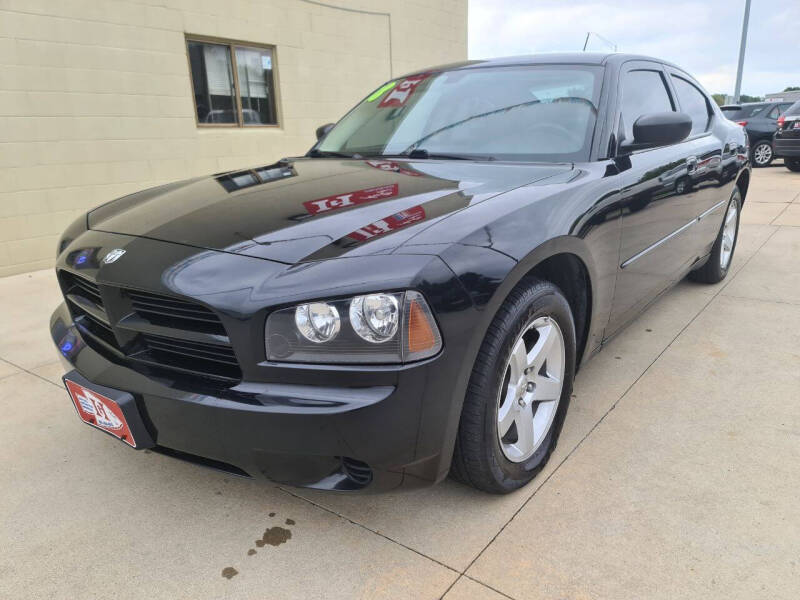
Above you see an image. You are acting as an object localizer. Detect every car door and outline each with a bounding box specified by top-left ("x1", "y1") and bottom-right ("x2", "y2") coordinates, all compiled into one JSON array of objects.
[
  {"x1": 606, "y1": 62, "x2": 722, "y2": 336},
  {"x1": 666, "y1": 69, "x2": 732, "y2": 256},
  {"x1": 752, "y1": 103, "x2": 783, "y2": 144}
]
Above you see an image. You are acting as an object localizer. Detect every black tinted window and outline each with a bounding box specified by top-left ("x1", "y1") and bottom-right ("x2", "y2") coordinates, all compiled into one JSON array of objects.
[
  {"x1": 621, "y1": 70, "x2": 674, "y2": 142},
  {"x1": 672, "y1": 76, "x2": 711, "y2": 134},
  {"x1": 722, "y1": 104, "x2": 766, "y2": 120},
  {"x1": 766, "y1": 104, "x2": 782, "y2": 119},
  {"x1": 786, "y1": 101, "x2": 800, "y2": 116}
]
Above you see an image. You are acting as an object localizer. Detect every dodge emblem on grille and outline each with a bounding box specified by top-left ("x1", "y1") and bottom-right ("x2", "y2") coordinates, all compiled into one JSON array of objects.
[{"x1": 103, "y1": 249, "x2": 126, "y2": 264}]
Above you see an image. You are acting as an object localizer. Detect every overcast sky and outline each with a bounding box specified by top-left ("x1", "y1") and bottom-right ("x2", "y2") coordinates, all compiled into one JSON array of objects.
[{"x1": 469, "y1": 0, "x2": 800, "y2": 98}]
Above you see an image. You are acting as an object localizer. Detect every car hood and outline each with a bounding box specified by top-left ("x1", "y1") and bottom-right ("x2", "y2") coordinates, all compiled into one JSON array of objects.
[{"x1": 88, "y1": 157, "x2": 572, "y2": 264}]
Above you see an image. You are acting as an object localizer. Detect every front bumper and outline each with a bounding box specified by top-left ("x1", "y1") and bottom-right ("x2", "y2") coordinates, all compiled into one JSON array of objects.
[{"x1": 52, "y1": 302, "x2": 457, "y2": 491}]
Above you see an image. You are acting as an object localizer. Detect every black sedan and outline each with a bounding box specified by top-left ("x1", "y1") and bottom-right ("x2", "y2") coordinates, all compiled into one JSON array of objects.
[
  {"x1": 51, "y1": 53, "x2": 749, "y2": 493},
  {"x1": 721, "y1": 101, "x2": 794, "y2": 167},
  {"x1": 773, "y1": 100, "x2": 800, "y2": 172}
]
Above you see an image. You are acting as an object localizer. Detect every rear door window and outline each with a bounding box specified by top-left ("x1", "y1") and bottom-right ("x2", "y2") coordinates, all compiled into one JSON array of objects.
[
  {"x1": 671, "y1": 76, "x2": 712, "y2": 135},
  {"x1": 784, "y1": 101, "x2": 800, "y2": 117},
  {"x1": 722, "y1": 105, "x2": 767, "y2": 120},
  {"x1": 621, "y1": 69, "x2": 674, "y2": 143},
  {"x1": 766, "y1": 104, "x2": 782, "y2": 120}
]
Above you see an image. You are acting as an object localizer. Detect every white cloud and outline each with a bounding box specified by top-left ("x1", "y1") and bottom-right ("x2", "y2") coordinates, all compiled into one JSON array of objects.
[{"x1": 469, "y1": 0, "x2": 800, "y2": 97}]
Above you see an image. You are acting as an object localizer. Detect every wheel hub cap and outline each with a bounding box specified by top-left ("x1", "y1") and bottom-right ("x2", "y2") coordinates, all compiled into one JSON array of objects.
[
  {"x1": 754, "y1": 144, "x2": 772, "y2": 165},
  {"x1": 720, "y1": 200, "x2": 738, "y2": 269},
  {"x1": 496, "y1": 316, "x2": 566, "y2": 462}
]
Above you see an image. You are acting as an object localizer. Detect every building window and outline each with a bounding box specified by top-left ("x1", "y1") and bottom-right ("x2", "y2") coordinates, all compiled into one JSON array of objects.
[{"x1": 186, "y1": 37, "x2": 278, "y2": 127}]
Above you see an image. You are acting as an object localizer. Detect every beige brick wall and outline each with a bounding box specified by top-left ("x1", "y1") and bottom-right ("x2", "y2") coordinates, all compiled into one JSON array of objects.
[{"x1": 0, "y1": 0, "x2": 467, "y2": 276}]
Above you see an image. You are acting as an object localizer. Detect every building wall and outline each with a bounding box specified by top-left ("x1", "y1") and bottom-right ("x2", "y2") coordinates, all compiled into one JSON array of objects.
[
  {"x1": 0, "y1": 0, "x2": 468, "y2": 276},
  {"x1": 765, "y1": 91, "x2": 800, "y2": 103}
]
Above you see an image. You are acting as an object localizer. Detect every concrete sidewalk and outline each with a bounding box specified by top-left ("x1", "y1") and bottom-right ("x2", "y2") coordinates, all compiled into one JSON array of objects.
[{"x1": 1, "y1": 166, "x2": 798, "y2": 600}]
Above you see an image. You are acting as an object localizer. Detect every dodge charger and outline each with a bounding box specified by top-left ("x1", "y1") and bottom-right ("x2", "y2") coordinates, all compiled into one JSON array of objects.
[{"x1": 51, "y1": 53, "x2": 749, "y2": 493}]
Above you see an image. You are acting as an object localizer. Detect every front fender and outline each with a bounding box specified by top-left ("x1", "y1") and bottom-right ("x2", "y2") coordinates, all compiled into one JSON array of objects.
[{"x1": 413, "y1": 235, "x2": 613, "y2": 481}]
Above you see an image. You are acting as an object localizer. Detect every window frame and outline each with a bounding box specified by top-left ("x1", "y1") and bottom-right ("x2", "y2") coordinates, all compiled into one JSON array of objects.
[{"x1": 185, "y1": 34, "x2": 281, "y2": 129}]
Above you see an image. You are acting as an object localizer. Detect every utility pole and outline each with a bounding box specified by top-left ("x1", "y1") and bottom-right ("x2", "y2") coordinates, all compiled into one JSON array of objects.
[{"x1": 733, "y1": 0, "x2": 751, "y2": 103}]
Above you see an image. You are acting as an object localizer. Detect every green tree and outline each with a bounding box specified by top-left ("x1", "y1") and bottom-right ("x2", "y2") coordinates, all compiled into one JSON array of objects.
[
  {"x1": 783, "y1": 86, "x2": 800, "y2": 92},
  {"x1": 712, "y1": 94, "x2": 726, "y2": 106},
  {"x1": 739, "y1": 94, "x2": 763, "y2": 103}
]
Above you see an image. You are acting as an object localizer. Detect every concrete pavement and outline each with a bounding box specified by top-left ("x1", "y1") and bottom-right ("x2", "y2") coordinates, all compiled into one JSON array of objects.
[{"x1": 1, "y1": 166, "x2": 798, "y2": 599}]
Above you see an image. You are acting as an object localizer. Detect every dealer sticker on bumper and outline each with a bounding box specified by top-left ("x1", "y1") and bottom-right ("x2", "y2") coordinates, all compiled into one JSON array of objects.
[{"x1": 64, "y1": 379, "x2": 137, "y2": 448}]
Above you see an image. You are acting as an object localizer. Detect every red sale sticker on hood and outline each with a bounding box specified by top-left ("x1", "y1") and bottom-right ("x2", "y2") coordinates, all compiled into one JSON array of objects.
[
  {"x1": 303, "y1": 183, "x2": 399, "y2": 215},
  {"x1": 365, "y1": 160, "x2": 422, "y2": 177},
  {"x1": 347, "y1": 206, "x2": 426, "y2": 241}
]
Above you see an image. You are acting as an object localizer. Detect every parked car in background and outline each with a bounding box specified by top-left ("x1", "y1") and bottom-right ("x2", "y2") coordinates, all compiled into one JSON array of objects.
[
  {"x1": 721, "y1": 101, "x2": 794, "y2": 167},
  {"x1": 51, "y1": 53, "x2": 749, "y2": 494},
  {"x1": 773, "y1": 101, "x2": 800, "y2": 172}
]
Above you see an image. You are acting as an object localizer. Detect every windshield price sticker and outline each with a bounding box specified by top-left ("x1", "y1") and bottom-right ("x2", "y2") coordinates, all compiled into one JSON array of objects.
[{"x1": 379, "y1": 74, "x2": 429, "y2": 108}]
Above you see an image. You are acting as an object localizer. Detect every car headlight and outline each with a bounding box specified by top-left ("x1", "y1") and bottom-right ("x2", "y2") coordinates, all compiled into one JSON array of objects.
[
  {"x1": 265, "y1": 290, "x2": 441, "y2": 364},
  {"x1": 295, "y1": 302, "x2": 341, "y2": 343},
  {"x1": 349, "y1": 294, "x2": 399, "y2": 343}
]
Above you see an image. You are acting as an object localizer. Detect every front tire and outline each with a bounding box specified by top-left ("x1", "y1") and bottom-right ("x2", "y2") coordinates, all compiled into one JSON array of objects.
[
  {"x1": 689, "y1": 187, "x2": 741, "y2": 284},
  {"x1": 786, "y1": 157, "x2": 800, "y2": 172},
  {"x1": 752, "y1": 141, "x2": 774, "y2": 168},
  {"x1": 451, "y1": 277, "x2": 576, "y2": 494}
]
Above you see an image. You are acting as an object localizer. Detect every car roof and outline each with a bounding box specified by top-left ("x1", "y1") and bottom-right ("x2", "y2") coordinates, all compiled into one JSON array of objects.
[
  {"x1": 399, "y1": 52, "x2": 686, "y2": 78},
  {"x1": 721, "y1": 102, "x2": 769, "y2": 109}
]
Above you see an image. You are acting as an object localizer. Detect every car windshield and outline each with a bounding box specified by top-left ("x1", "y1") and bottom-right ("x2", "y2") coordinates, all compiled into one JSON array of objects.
[
  {"x1": 721, "y1": 105, "x2": 765, "y2": 119},
  {"x1": 317, "y1": 65, "x2": 603, "y2": 162}
]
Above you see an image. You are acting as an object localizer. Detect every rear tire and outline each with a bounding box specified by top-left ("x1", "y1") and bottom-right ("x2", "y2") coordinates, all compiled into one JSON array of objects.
[
  {"x1": 451, "y1": 277, "x2": 575, "y2": 494},
  {"x1": 689, "y1": 187, "x2": 741, "y2": 284},
  {"x1": 786, "y1": 157, "x2": 800, "y2": 172},
  {"x1": 751, "y1": 141, "x2": 774, "y2": 168}
]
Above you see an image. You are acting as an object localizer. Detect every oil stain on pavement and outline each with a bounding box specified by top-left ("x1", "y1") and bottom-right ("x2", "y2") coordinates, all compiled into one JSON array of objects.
[
  {"x1": 255, "y1": 526, "x2": 292, "y2": 547},
  {"x1": 222, "y1": 512, "x2": 296, "y2": 579}
]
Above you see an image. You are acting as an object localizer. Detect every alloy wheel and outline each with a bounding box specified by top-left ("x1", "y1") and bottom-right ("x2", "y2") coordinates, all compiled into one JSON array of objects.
[
  {"x1": 753, "y1": 143, "x2": 772, "y2": 166},
  {"x1": 496, "y1": 316, "x2": 565, "y2": 462},
  {"x1": 720, "y1": 199, "x2": 738, "y2": 270}
]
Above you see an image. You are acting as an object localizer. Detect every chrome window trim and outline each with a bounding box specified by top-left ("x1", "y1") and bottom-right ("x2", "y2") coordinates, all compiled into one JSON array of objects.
[{"x1": 621, "y1": 198, "x2": 728, "y2": 269}]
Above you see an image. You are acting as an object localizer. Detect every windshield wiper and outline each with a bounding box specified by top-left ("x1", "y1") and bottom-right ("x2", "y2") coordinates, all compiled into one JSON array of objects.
[
  {"x1": 307, "y1": 148, "x2": 363, "y2": 159},
  {"x1": 375, "y1": 149, "x2": 495, "y2": 161}
]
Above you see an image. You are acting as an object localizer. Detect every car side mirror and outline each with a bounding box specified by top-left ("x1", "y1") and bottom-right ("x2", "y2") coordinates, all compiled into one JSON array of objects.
[
  {"x1": 621, "y1": 112, "x2": 692, "y2": 152},
  {"x1": 316, "y1": 123, "x2": 335, "y2": 141}
]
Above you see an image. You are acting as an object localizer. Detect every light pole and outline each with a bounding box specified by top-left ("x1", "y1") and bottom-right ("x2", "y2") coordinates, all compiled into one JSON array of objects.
[{"x1": 733, "y1": 0, "x2": 751, "y2": 103}]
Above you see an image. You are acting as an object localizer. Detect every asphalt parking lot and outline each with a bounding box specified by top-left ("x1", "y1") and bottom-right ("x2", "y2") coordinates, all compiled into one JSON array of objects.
[{"x1": 1, "y1": 165, "x2": 798, "y2": 600}]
